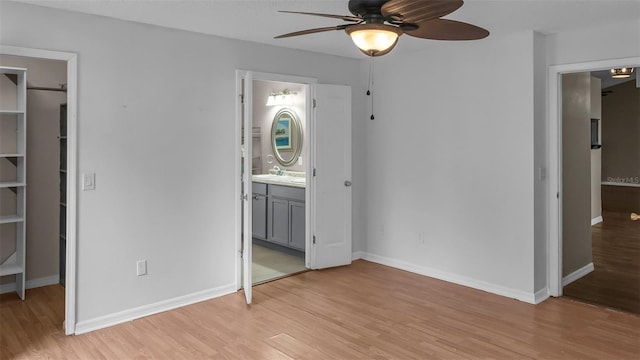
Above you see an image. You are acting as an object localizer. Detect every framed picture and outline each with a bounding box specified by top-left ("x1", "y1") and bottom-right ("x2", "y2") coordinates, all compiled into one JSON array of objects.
[{"x1": 274, "y1": 116, "x2": 292, "y2": 150}]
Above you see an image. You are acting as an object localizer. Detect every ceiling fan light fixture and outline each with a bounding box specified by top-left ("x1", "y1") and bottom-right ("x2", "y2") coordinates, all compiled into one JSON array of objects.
[
  {"x1": 610, "y1": 67, "x2": 634, "y2": 79},
  {"x1": 346, "y1": 24, "x2": 402, "y2": 56}
]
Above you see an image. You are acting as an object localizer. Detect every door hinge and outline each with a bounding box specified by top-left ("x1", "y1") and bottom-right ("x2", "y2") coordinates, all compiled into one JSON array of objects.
[
  {"x1": 557, "y1": 192, "x2": 560, "y2": 199},
  {"x1": 241, "y1": 193, "x2": 248, "y2": 201},
  {"x1": 313, "y1": 98, "x2": 317, "y2": 108},
  {"x1": 240, "y1": 94, "x2": 244, "y2": 104},
  {"x1": 313, "y1": 235, "x2": 316, "y2": 244},
  {"x1": 313, "y1": 168, "x2": 316, "y2": 177}
]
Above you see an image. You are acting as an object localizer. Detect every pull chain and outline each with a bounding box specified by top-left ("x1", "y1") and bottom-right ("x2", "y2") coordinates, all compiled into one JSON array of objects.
[{"x1": 367, "y1": 55, "x2": 375, "y2": 120}]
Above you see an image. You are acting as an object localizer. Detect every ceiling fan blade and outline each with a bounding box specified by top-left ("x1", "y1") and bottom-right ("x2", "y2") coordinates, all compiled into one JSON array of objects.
[
  {"x1": 382, "y1": 0, "x2": 463, "y2": 23},
  {"x1": 278, "y1": 10, "x2": 362, "y2": 23},
  {"x1": 404, "y1": 19, "x2": 489, "y2": 40},
  {"x1": 274, "y1": 25, "x2": 349, "y2": 39}
]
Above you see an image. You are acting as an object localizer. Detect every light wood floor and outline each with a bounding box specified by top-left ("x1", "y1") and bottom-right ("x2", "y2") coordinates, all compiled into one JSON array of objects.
[
  {"x1": 564, "y1": 210, "x2": 640, "y2": 314},
  {"x1": 1, "y1": 260, "x2": 639, "y2": 359}
]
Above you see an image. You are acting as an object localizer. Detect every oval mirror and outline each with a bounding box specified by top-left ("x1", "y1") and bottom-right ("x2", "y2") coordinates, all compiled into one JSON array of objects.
[{"x1": 271, "y1": 108, "x2": 303, "y2": 167}]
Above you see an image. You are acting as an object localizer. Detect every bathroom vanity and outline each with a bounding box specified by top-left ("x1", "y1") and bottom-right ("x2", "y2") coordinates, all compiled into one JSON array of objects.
[{"x1": 252, "y1": 175, "x2": 305, "y2": 251}]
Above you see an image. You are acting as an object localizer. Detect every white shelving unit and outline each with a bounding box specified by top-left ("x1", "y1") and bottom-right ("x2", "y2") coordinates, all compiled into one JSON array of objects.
[{"x1": 0, "y1": 66, "x2": 27, "y2": 299}]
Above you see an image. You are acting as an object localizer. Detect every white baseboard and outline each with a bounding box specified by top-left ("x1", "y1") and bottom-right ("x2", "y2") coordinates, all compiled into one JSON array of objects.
[
  {"x1": 601, "y1": 181, "x2": 640, "y2": 188},
  {"x1": 534, "y1": 287, "x2": 550, "y2": 304},
  {"x1": 362, "y1": 252, "x2": 539, "y2": 304},
  {"x1": 0, "y1": 274, "x2": 60, "y2": 294},
  {"x1": 351, "y1": 251, "x2": 365, "y2": 261},
  {"x1": 74, "y1": 283, "x2": 236, "y2": 335},
  {"x1": 591, "y1": 216, "x2": 603, "y2": 226},
  {"x1": 562, "y1": 262, "x2": 594, "y2": 287}
]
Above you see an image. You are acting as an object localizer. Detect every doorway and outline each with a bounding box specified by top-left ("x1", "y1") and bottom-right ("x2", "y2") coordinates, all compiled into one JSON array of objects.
[
  {"x1": 248, "y1": 79, "x2": 310, "y2": 285},
  {"x1": 548, "y1": 57, "x2": 640, "y2": 313},
  {"x1": 561, "y1": 69, "x2": 640, "y2": 314},
  {"x1": 0, "y1": 45, "x2": 78, "y2": 335},
  {"x1": 235, "y1": 71, "x2": 354, "y2": 304}
]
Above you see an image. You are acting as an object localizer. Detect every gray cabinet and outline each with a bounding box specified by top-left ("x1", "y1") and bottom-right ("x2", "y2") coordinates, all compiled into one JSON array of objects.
[
  {"x1": 252, "y1": 182, "x2": 267, "y2": 239},
  {"x1": 252, "y1": 195, "x2": 267, "y2": 239},
  {"x1": 268, "y1": 197, "x2": 289, "y2": 245},
  {"x1": 252, "y1": 182, "x2": 305, "y2": 251},
  {"x1": 289, "y1": 201, "x2": 305, "y2": 251}
]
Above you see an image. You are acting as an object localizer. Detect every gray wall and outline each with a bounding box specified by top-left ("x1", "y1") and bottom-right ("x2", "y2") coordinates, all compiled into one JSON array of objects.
[
  {"x1": 1, "y1": 1, "x2": 366, "y2": 325},
  {"x1": 533, "y1": 31, "x2": 548, "y2": 292},
  {"x1": 364, "y1": 30, "x2": 537, "y2": 295},
  {"x1": 601, "y1": 80, "x2": 640, "y2": 184},
  {"x1": 0, "y1": 55, "x2": 66, "y2": 287},
  {"x1": 562, "y1": 72, "x2": 593, "y2": 277}
]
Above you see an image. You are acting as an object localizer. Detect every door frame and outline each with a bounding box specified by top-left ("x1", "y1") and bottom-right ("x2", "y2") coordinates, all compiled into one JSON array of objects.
[
  {"x1": 234, "y1": 70, "x2": 317, "y2": 290},
  {"x1": 547, "y1": 56, "x2": 639, "y2": 297},
  {"x1": 0, "y1": 45, "x2": 78, "y2": 335}
]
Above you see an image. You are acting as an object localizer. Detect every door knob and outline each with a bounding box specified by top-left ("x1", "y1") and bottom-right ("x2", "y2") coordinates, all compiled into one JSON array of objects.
[{"x1": 344, "y1": 180, "x2": 352, "y2": 187}]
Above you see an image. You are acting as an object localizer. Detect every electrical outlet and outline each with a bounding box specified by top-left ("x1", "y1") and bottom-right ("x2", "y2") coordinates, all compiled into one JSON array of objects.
[{"x1": 136, "y1": 260, "x2": 147, "y2": 276}]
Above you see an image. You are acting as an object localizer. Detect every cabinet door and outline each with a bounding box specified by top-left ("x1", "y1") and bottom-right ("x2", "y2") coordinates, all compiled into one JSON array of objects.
[
  {"x1": 289, "y1": 200, "x2": 305, "y2": 251},
  {"x1": 268, "y1": 197, "x2": 289, "y2": 245},
  {"x1": 252, "y1": 194, "x2": 267, "y2": 239}
]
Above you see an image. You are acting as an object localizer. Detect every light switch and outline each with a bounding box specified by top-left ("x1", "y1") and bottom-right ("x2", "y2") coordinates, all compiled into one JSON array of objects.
[
  {"x1": 83, "y1": 173, "x2": 95, "y2": 190},
  {"x1": 137, "y1": 260, "x2": 147, "y2": 276}
]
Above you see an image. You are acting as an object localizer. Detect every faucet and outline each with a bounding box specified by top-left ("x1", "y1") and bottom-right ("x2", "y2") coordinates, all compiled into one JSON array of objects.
[{"x1": 273, "y1": 166, "x2": 284, "y2": 176}]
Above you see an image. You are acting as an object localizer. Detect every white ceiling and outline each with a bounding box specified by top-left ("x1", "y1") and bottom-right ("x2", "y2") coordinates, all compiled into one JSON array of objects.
[
  {"x1": 13, "y1": 0, "x2": 640, "y2": 59},
  {"x1": 592, "y1": 69, "x2": 638, "y2": 89}
]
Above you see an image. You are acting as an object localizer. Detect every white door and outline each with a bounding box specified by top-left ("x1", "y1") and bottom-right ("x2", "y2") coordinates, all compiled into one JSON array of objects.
[
  {"x1": 312, "y1": 84, "x2": 352, "y2": 269},
  {"x1": 242, "y1": 72, "x2": 253, "y2": 304}
]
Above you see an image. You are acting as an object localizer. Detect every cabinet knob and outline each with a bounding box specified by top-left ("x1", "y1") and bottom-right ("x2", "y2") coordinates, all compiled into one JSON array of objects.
[{"x1": 344, "y1": 180, "x2": 352, "y2": 187}]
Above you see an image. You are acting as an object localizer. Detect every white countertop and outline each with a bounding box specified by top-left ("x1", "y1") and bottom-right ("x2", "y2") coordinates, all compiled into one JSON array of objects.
[{"x1": 252, "y1": 174, "x2": 306, "y2": 188}]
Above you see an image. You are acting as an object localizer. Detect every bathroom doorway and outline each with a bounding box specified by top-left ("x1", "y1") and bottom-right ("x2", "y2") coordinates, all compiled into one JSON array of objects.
[
  {"x1": 248, "y1": 79, "x2": 309, "y2": 285},
  {"x1": 236, "y1": 71, "x2": 353, "y2": 304}
]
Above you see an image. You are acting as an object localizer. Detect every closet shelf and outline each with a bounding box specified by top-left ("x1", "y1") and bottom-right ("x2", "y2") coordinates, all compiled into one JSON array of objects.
[
  {"x1": 0, "y1": 154, "x2": 24, "y2": 158},
  {"x1": 0, "y1": 110, "x2": 25, "y2": 115},
  {"x1": 0, "y1": 181, "x2": 26, "y2": 188},
  {"x1": 0, "y1": 263, "x2": 23, "y2": 277},
  {"x1": 0, "y1": 215, "x2": 24, "y2": 224},
  {"x1": 1, "y1": 65, "x2": 27, "y2": 300}
]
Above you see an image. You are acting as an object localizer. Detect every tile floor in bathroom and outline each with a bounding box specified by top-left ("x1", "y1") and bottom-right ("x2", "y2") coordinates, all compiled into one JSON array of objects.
[{"x1": 252, "y1": 242, "x2": 307, "y2": 285}]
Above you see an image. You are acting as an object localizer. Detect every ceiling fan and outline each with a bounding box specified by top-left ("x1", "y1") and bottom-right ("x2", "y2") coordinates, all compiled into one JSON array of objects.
[{"x1": 275, "y1": 0, "x2": 489, "y2": 57}]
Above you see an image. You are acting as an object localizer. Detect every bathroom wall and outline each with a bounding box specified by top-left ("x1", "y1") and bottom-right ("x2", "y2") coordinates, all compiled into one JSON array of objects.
[
  {"x1": 0, "y1": 55, "x2": 66, "y2": 289},
  {"x1": 253, "y1": 80, "x2": 307, "y2": 174}
]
